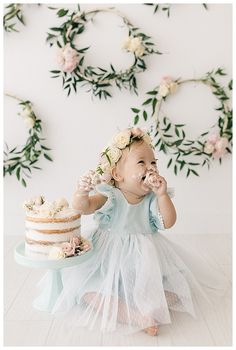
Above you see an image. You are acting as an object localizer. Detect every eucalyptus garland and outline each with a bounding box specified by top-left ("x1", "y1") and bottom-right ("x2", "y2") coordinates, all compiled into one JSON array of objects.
[
  {"x1": 3, "y1": 3, "x2": 25, "y2": 32},
  {"x1": 46, "y1": 5, "x2": 161, "y2": 99},
  {"x1": 131, "y1": 68, "x2": 232, "y2": 177},
  {"x1": 4, "y1": 94, "x2": 53, "y2": 187}
]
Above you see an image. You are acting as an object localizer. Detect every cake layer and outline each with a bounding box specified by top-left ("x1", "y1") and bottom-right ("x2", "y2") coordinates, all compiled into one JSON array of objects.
[
  {"x1": 25, "y1": 228, "x2": 80, "y2": 244},
  {"x1": 25, "y1": 218, "x2": 81, "y2": 231},
  {"x1": 25, "y1": 242, "x2": 53, "y2": 256},
  {"x1": 25, "y1": 211, "x2": 81, "y2": 222}
]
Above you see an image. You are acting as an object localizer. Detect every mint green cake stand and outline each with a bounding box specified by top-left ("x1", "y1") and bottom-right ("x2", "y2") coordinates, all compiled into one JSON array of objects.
[{"x1": 14, "y1": 241, "x2": 93, "y2": 313}]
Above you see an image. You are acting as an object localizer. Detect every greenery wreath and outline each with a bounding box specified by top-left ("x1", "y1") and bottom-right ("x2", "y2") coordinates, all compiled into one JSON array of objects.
[
  {"x1": 131, "y1": 68, "x2": 232, "y2": 177},
  {"x1": 4, "y1": 94, "x2": 53, "y2": 187},
  {"x1": 46, "y1": 5, "x2": 161, "y2": 99}
]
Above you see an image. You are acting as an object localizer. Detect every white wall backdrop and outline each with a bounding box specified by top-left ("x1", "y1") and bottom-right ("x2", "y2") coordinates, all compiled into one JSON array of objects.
[{"x1": 4, "y1": 3, "x2": 232, "y2": 236}]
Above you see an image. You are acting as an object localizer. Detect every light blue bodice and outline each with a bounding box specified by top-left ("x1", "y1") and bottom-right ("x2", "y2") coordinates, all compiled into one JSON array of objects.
[{"x1": 93, "y1": 184, "x2": 165, "y2": 236}]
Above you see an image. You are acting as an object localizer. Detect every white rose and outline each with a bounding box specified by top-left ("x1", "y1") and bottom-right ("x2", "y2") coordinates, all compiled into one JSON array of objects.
[
  {"x1": 34, "y1": 196, "x2": 45, "y2": 206},
  {"x1": 159, "y1": 84, "x2": 170, "y2": 97},
  {"x1": 48, "y1": 246, "x2": 66, "y2": 260},
  {"x1": 107, "y1": 147, "x2": 122, "y2": 165},
  {"x1": 112, "y1": 130, "x2": 131, "y2": 149},
  {"x1": 100, "y1": 161, "x2": 111, "y2": 174},
  {"x1": 39, "y1": 202, "x2": 57, "y2": 217},
  {"x1": 204, "y1": 142, "x2": 215, "y2": 154},
  {"x1": 23, "y1": 116, "x2": 35, "y2": 128},
  {"x1": 54, "y1": 198, "x2": 69, "y2": 209},
  {"x1": 20, "y1": 106, "x2": 32, "y2": 119},
  {"x1": 169, "y1": 82, "x2": 178, "y2": 94},
  {"x1": 135, "y1": 45, "x2": 145, "y2": 57},
  {"x1": 142, "y1": 133, "x2": 153, "y2": 146},
  {"x1": 122, "y1": 36, "x2": 132, "y2": 50},
  {"x1": 129, "y1": 37, "x2": 142, "y2": 52}
]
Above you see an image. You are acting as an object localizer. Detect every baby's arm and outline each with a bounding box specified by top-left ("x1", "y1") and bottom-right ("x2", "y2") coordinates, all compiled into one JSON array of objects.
[
  {"x1": 156, "y1": 193, "x2": 176, "y2": 229},
  {"x1": 72, "y1": 171, "x2": 107, "y2": 214},
  {"x1": 150, "y1": 174, "x2": 177, "y2": 229}
]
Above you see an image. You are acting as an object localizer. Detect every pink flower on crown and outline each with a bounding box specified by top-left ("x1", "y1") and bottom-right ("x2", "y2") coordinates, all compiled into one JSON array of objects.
[{"x1": 131, "y1": 127, "x2": 143, "y2": 138}]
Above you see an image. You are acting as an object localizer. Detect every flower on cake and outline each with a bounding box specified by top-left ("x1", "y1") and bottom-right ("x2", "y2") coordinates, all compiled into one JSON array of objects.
[
  {"x1": 23, "y1": 196, "x2": 70, "y2": 217},
  {"x1": 48, "y1": 246, "x2": 66, "y2": 260},
  {"x1": 48, "y1": 235, "x2": 92, "y2": 260}
]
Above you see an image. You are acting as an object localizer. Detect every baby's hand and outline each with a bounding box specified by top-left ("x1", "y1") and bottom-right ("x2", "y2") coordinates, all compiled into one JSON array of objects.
[
  {"x1": 144, "y1": 171, "x2": 167, "y2": 197},
  {"x1": 76, "y1": 170, "x2": 100, "y2": 195}
]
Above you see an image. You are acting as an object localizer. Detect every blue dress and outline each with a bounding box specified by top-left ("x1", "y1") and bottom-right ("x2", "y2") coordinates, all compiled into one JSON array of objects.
[{"x1": 38, "y1": 184, "x2": 228, "y2": 335}]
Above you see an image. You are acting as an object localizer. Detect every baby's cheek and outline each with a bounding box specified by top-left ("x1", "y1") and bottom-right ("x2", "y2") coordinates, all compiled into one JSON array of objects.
[{"x1": 131, "y1": 172, "x2": 144, "y2": 182}]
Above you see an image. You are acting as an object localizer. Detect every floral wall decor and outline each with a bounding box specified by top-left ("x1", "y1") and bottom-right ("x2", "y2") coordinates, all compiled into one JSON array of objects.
[
  {"x1": 131, "y1": 68, "x2": 232, "y2": 177},
  {"x1": 47, "y1": 5, "x2": 161, "y2": 99},
  {"x1": 4, "y1": 94, "x2": 53, "y2": 187}
]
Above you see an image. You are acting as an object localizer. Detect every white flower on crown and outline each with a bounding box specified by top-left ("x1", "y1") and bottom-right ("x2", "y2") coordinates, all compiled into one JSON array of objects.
[
  {"x1": 142, "y1": 133, "x2": 153, "y2": 146},
  {"x1": 111, "y1": 129, "x2": 131, "y2": 149},
  {"x1": 48, "y1": 246, "x2": 66, "y2": 260},
  {"x1": 107, "y1": 147, "x2": 122, "y2": 165}
]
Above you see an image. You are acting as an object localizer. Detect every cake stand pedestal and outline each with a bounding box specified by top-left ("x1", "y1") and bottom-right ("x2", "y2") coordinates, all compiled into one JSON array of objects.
[{"x1": 14, "y1": 241, "x2": 93, "y2": 313}]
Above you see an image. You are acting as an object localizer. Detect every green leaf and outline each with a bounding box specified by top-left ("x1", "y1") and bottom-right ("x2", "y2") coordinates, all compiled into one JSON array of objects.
[
  {"x1": 147, "y1": 90, "x2": 157, "y2": 96},
  {"x1": 21, "y1": 178, "x2": 27, "y2": 187},
  {"x1": 16, "y1": 167, "x2": 21, "y2": 180},
  {"x1": 142, "y1": 98, "x2": 152, "y2": 106},
  {"x1": 191, "y1": 169, "x2": 199, "y2": 176},
  {"x1": 152, "y1": 98, "x2": 157, "y2": 115},
  {"x1": 174, "y1": 165, "x2": 178, "y2": 175},
  {"x1": 131, "y1": 108, "x2": 140, "y2": 113},
  {"x1": 44, "y1": 153, "x2": 53, "y2": 161},
  {"x1": 134, "y1": 115, "x2": 139, "y2": 125},
  {"x1": 143, "y1": 110, "x2": 148, "y2": 121},
  {"x1": 167, "y1": 158, "x2": 172, "y2": 168},
  {"x1": 57, "y1": 8, "x2": 69, "y2": 17}
]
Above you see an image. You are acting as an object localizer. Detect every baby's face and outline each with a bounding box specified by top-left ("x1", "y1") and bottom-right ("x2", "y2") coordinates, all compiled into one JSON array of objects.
[{"x1": 117, "y1": 141, "x2": 158, "y2": 196}]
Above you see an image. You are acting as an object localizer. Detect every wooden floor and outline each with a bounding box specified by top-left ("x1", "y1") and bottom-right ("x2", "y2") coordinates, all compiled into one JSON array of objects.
[{"x1": 4, "y1": 234, "x2": 232, "y2": 346}]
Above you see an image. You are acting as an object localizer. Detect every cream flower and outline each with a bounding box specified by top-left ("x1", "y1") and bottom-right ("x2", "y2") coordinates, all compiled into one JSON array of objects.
[
  {"x1": 34, "y1": 196, "x2": 45, "y2": 206},
  {"x1": 122, "y1": 36, "x2": 145, "y2": 57},
  {"x1": 204, "y1": 142, "x2": 215, "y2": 154},
  {"x1": 38, "y1": 201, "x2": 57, "y2": 217},
  {"x1": 54, "y1": 198, "x2": 69, "y2": 209},
  {"x1": 48, "y1": 246, "x2": 66, "y2": 260},
  {"x1": 131, "y1": 127, "x2": 143, "y2": 138},
  {"x1": 159, "y1": 84, "x2": 170, "y2": 97},
  {"x1": 107, "y1": 147, "x2": 122, "y2": 165},
  {"x1": 111, "y1": 129, "x2": 131, "y2": 149},
  {"x1": 142, "y1": 133, "x2": 152, "y2": 146},
  {"x1": 23, "y1": 117, "x2": 35, "y2": 128}
]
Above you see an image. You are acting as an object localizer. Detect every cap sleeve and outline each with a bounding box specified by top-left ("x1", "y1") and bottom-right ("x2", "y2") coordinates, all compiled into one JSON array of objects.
[{"x1": 93, "y1": 183, "x2": 116, "y2": 228}]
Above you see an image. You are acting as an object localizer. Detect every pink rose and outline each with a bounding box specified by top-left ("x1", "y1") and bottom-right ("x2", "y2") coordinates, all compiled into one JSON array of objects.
[
  {"x1": 57, "y1": 44, "x2": 79, "y2": 73},
  {"x1": 62, "y1": 242, "x2": 75, "y2": 257},
  {"x1": 131, "y1": 127, "x2": 143, "y2": 138},
  {"x1": 214, "y1": 137, "x2": 228, "y2": 152},
  {"x1": 71, "y1": 236, "x2": 81, "y2": 247},
  {"x1": 208, "y1": 133, "x2": 220, "y2": 145}
]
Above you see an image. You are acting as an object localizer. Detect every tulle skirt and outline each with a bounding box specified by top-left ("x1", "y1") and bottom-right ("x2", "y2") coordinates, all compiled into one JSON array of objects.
[{"x1": 37, "y1": 230, "x2": 229, "y2": 335}]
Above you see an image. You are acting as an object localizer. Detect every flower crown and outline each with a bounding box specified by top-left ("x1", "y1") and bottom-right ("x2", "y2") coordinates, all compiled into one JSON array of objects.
[{"x1": 96, "y1": 127, "x2": 153, "y2": 179}]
